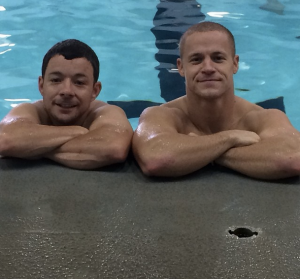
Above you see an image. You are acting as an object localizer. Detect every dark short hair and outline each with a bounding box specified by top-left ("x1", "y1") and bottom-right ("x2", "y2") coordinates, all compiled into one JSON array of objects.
[
  {"x1": 179, "y1": 21, "x2": 236, "y2": 57},
  {"x1": 42, "y1": 39, "x2": 100, "y2": 83}
]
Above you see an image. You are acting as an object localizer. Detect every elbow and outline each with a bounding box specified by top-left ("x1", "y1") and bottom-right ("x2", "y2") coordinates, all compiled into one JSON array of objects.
[
  {"x1": 285, "y1": 156, "x2": 300, "y2": 176},
  {"x1": 135, "y1": 152, "x2": 175, "y2": 177},
  {"x1": 140, "y1": 162, "x2": 166, "y2": 177},
  {"x1": 105, "y1": 133, "x2": 133, "y2": 164},
  {"x1": 275, "y1": 154, "x2": 300, "y2": 178},
  {"x1": 0, "y1": 133, "x2": 13, "y2": 156},
  {"x1": 132, "y1": 135, "x2": 177, "y2": 177},
  {"x1": 105, "y1": 143, "x2": 130, "y2": 164}
]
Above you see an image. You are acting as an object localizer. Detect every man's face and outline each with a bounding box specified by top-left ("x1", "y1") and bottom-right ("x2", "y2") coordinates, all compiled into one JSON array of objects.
[
  {"x1": 39, "y1": 55, "x2": 101, "y2": 125},
  {"x1": 177, "y1": 31, "x2": 239, "y2": 100}
]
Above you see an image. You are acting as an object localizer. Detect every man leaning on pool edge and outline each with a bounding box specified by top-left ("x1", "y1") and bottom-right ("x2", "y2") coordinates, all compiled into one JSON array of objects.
[
  {"x1": 0, "y1": 39, "x2": 133, "y2": 169},
  {"x1": 132, "y1": 21, "x2": 300, "y2": 180}
]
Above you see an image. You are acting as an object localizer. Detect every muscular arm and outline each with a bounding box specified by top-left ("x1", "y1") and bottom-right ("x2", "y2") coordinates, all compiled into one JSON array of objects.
[
  {"x1": 215, "y1": 109, "x2": 300, "y2": 180},
  {"x1": 132, "y1": 107, "x2": 259, "y2": 177},
  {"x1": 45, "y1": 105, "x2": 133, "y2": 169},
  {"x1": 0, "y1": 103, "x2": 87, "y2": 159}
]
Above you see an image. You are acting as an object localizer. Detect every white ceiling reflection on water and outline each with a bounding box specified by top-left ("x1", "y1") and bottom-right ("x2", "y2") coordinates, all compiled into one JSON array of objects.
[{"x1": 206, "y1": 11, "x2": 244, "y2": 19}]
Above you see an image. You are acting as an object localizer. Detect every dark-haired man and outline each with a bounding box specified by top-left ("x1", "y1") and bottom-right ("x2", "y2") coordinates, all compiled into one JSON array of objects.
[
  {"x1": 0, "y1": 39, "x2": 133, "y2": 169},
  {"x1": 133, "y1": 21, "x2": 300, "y2": 180}
]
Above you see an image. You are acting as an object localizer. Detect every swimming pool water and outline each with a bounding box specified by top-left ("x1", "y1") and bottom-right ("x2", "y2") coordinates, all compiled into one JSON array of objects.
[{"x1": 1, "y1": 0, "x2": 299, "y2": 130}]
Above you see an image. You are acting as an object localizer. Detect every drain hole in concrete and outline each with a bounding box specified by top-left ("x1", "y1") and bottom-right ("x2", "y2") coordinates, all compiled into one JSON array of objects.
[{"x1": 229, "y1": 228, "x2": 258, "y2": 238}]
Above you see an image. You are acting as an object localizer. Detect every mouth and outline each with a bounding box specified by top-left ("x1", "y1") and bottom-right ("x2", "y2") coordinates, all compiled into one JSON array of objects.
[
  {"x1": 56, "y1": 103, "x2": 77, "y2": 109},
  {"x1": 199, "y1": 79, "x2": 220, "y2": 82}
]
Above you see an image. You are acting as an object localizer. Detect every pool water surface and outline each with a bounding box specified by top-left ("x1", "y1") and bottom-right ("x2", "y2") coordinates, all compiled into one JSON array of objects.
[{"x1": 0, "y1": 0, "x2": 299, "y2": 130}]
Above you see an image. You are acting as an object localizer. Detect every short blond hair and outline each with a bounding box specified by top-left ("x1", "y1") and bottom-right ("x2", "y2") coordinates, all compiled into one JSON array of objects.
[{"x1": 179, "y1": 21, "x2": 236, "y2": 58}]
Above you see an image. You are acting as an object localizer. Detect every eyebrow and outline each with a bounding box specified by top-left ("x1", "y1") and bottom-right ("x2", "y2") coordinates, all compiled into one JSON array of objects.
[
  {"x1": 48, "y1": 71, "x2": 88, "y2": 78},
  {"x1": 211, "y1": 51, "x2": 227, "y2": 56},
  {"x1": 47, "y1": 71, "x2": 63, "y2": 77},
  {"x1": 187, "y1": 52, "x2": 202, "y2": 59},
  {"x1": 188, "y1": 51, "x2": 227, "y2": 58}
]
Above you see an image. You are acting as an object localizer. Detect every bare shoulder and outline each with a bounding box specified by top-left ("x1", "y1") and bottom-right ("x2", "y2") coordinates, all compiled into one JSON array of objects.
[
  {"x1": 137, "y1": 97, "x2": 188, "y2": 134},
  {"x1": 240, "y1": 98, "x2": 295, "y2": 136},
  {"x1": 85, "y1": 100, "x2": 130, "y2": 128},
  {"x1": 90, "y1": 100, "x2": 125, "y2": 118},
  {"x1": 245, "y1": 107, "x2": 290, "y2": 127},
  {"x1": 1, "y1": 101, "x2": 44, "y2": 124},
  {"x1": 140, "y1": 105, "x2": 180, "y2": 122},
  {"x1": 88, "y1": 100, "x2": 108, "y2": 112}
]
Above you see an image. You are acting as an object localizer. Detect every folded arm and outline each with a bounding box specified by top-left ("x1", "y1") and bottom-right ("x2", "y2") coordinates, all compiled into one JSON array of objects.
[
  {"x1": 0, "y1": 103, "x2": 87, "y2": 159},
  {"x1": 215, "y1": 109, "x2": 300, "y2": 179},
  {"x1": 45, "y1": 105, "x2": 133, "y2": 169},
  {"x1": 133, "y1": 107, "x2": 259, "y2": 177}
]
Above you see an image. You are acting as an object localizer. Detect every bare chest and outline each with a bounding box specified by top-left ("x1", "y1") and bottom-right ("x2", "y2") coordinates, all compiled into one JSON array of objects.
[{"x1": 180, "y1": 114, "x2": 252, "y2": 136}]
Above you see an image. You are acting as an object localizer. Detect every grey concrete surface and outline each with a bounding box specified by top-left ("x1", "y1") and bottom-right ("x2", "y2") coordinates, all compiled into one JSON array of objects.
[{"x1": 0, "y1": 155, "x2": 300, "y2": 279}]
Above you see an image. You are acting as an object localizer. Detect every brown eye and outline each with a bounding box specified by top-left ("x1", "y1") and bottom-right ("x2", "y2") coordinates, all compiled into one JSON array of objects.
[
  {"x1": 75, "y1": 80, "x2": 85, "y2": 85},
  {"x1": 214, "y1": 56, "x2": 224, "y2": 62},
  {"x1": 190, "y1": 57, "x2": 202, "y2": 63},
  {"x1": 51, "y1": 78, "x2": 60, "y2": 83}
]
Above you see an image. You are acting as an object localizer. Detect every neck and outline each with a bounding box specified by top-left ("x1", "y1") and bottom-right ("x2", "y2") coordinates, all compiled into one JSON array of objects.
[{"x1": 186, "y1": 94, "x2": 237, "y2": 134}]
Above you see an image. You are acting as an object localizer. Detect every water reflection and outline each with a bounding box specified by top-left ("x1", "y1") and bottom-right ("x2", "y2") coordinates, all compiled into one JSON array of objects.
[
  {"x1": 151, "y1": 0, "x2": 205, "y2": 102},
  {"x1": 109, "y1": 0, "x2": 286, "y2": 119},
  {"x1": 0, "y1": 34, "x2": 13, "y2": 55},
  {"x1": 260, "y1": 0, "x2": 285, "y2": 15}
]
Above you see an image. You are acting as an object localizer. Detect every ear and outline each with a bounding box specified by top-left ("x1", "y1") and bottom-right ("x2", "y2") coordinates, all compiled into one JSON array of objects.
[
  {"x1": 177, "y1": 58, "x2": 185, "y2": 77},
  {"x1": 38, "y1": 76, "x2": 44, "y2": 96},
  {"x1": 233, "y1": 55, "x2": 239, "y2": 74},
  {"x1": 92, "y1": 81, "x2": 102, "y2": 100}
]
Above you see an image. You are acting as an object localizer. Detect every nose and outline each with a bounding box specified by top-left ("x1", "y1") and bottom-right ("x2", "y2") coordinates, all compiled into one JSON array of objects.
[
  {"x1": 60, "y1": 79, "x2": 74, "y2": 96},
  {"x1": 202, "y1": 57, "x2": 215, "y2": 74}
]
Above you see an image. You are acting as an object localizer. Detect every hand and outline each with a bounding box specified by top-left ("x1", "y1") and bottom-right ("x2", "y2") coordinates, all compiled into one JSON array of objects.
[
  {"x1": 229, "y1": 130, "x2": 260, "y2": 147},
  {"x1": 73, "y1": 126, "x2": 89, "y2": 137},
  {"x1": 188, "y1": 132, "x2": 198, "y2": 137}
]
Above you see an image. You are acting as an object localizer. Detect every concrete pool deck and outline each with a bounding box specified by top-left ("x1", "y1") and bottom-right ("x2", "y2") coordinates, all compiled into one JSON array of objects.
[{"x1": 0, "y1": 155, "x2": 299, "y2": 278}]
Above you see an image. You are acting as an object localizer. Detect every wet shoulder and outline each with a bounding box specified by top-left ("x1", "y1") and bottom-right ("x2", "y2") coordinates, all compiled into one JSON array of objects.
[
  {"x1": 31, "y1": 101, "x2": 45, "y2": 123},
  {"x1": 16, "y1": 100, "x2": 46, "y2": 124},
  {"x1": 140, "y1": 97, "x2": 189, "y2": 132},
  {"x1": 83, "y1": 100, "x2": 112, "y2": 127},
  {"x1": 89, "y1": 100, "x2": 109, "y2": 111},
  {"x1": 235, "y1": 97, "x2": 277, "y2": 131},
  {"x1": 162, "y1": 96, "x2": 188, "y2": 117}
]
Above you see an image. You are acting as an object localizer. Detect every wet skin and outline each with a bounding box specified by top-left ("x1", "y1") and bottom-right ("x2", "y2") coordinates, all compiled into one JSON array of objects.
[
  {"x1": 177, "y1": 31, "x2": 239, "y2": 101},
  {"x1": 38, "y1": 55, "x2": 101, "y2": 126}
]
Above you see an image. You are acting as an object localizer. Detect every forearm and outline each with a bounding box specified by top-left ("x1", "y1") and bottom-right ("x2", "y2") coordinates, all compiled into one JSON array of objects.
[
  {"x1": 0, "y1": 123, "x2": 88, "y2": 158},
  {"x1": 46, "y1": 147, "x2": 123, "y2": 169},
  {"x1": 134, "y1": 131, "x2": 239, "y2": 177},
  {"x1": 45, "y1": 151, "x2": 106, "y2": 169},
  {"x1": 45, "y1": 128, "x2": 132, "y2": 169},
  {"x1": 216, "y1": 138, "x2": 300, "y2": 180}
]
